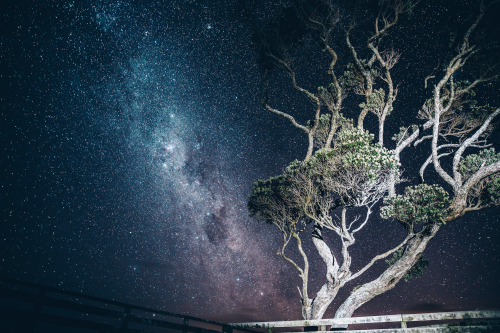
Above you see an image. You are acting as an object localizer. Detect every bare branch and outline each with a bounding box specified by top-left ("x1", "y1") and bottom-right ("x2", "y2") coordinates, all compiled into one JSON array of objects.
[
  {"x1": 345, "y1": 233, "x2": 413, "y2": 284},
  {"x1": 395, "y1": 119, "x2": 433, "y2": 155},
  {"x1": 463, "y1": 159, "x2": 500, "y2": 198},
  {"x1": 453, "y1": 108, "x2": 500, "y2": 186},
  {"x1": 293, "y1": 232, "x2": 311, "y2": 302},
  {"x1": 260, "y1": 76, "x2": 316, "y2": 160},
  {"x1": 351, "y1": 207, "x2": 372, "y2": 234},
  {"x1": 420, "y1": 152, "x2": 453, "y2": 183},
  {"x1": 278, "y1": 231, "x2": 304, "y2": 275}
]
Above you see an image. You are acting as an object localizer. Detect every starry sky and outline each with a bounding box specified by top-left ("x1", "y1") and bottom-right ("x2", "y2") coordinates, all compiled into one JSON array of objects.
[{"x1": 1, "y1": 0, "x2": 499, "y2": 325}]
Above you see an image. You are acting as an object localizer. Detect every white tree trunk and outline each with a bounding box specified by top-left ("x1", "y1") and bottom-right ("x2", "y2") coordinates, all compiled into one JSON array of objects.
[
  {"x1": 306, "y1": 282, "x2": 340, "y2": 320},
  {"x1": 333, "y1": 224, "x2": 440, "y2": 325},
  {"x1": 302, "y1": 223, "x2": 341, "y2": 320}
]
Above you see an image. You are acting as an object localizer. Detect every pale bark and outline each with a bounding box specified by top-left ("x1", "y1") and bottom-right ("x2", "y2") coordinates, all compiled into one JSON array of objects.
[
  {"x1": 452, "y1": 108, "x2": 500, "y2": 187},
  {"x1": 306, "y1": 223, "x2": 341, "y2": 320},
  {"x1": 259, "y1": 51, "x2": 322, "y2": 161},
  {"x1": 332, "y1": 5, "x2": 498, "y2": 316},
  {"x1": 428, "y1": 2, "x2": 486, "y2": 191},
  {"x1": 450, "y1": 160, "x2": 500, "y2": 219},
  {"x1": 303, "y1": 207, "x2": 413, "y2": 321},
  {"x1": 346, "y1": 32, "x2": 373, "y2": 130},
  {"x1": 366, "y1": 44, "x2": 396, "y2": 147},
  {"x1": 318, "y1": 28, "x2": 343, "y2": 149},
  {"x1": 335, "y1": 224, "x2": 440, "y2": 321},
  {"x1": 312, "y1": 223, "x2": 339, "y2": 284},
  {"x1": 350, "y1": 0, "x2": 411, "y2": 130},
  {"x1": 252, "y1": 0, "x2": 499, "y2": 325}
]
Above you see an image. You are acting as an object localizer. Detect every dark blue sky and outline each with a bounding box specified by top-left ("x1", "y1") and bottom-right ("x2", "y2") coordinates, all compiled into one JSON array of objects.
[{"x1": 1, "y1": 0, "x2": 499, "y2": 324}]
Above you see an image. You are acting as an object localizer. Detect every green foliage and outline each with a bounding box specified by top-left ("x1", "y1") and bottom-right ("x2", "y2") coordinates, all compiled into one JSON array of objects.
[
  {"x1": 307, "y1": 113, "x2": 333, "y2": 147},
  {"x1": 459, "y1": 148, "x2": 500, "y2": 179},
  {"x1": 468, "y1": 102, "x2": 497, "y2": 125},
  {"x1": 285, "y1": 159, "x2": 304, "y2": 174},
  {"x1": 459, "y1": 148, "x2": 500, "y2": 205},
  {"x1": 339, "y1": 62, "x2": 364, "y2": 90},
  {"x1": 248, "y1": 124, "x2": 401, "y2": 226},
  {"x1": 339, "y1": 61, "x2": 378, "y2": 90},
  {"x1": 305, "y1": 124, "x2": 399, "y2": 184},
  {"x1": 248, "y1": 177, "x2": 278, "y2": 223},
  {"x1": 404, "y1": 256, "x2": 430, "y2": 281},
  {"x1": 335, "y1": 124, "x2": 374, "y2": 149},
  {"x1": 359, "y1": 88, "x2": 392, "y2": 116},
  {"x1": 316, "y1": 84, "x2": 337, "y2": 102},
  {"x1": 303, "y1": 147, "x2": 336, "y2": 174},
  {"x1": 487, "y1": 177, "x2": 500, "y2": 206},
  {"x1": 247, "y1": 174, "x2": 299, "y2": 224},
  {"x1": 444, "y1": 80, "x2": 497, "y2": 136},
  {"x1": 381, "y1": 184, "x2": 451, "y2": 228},
  {"x1": 307, "y1": 113, "x2": 352, "y2": 149},
  {"x1": 449, "y1": 31, "x2": 456, "y2": 48},
  {"x1": 386, "y1": 248, "x2": 430, "y2": 282},
  {"x1": 335, "y1": 125, "x2": 400, "y2": 180}
]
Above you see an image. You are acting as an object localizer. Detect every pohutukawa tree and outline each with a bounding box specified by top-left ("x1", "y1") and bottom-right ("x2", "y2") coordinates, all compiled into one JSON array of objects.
[{"x1": 244, "y1": 0, "x2": 500, "y2": 325}]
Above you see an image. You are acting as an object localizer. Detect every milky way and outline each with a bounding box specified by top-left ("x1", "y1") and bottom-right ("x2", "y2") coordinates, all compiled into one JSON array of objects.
[
  {"x1": 94, "y1": 44, "x2": 291, "y2": 317},
  {"x1": 1, "y1": 0, "x2": 499, "y2": 325},
  {"x1": 72, "y1": 1, "x2": 297, "y2": 319}
]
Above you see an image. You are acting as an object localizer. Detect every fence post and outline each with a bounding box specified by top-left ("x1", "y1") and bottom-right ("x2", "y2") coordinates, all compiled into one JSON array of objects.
[
  {"x1": 461, "y1": 313, "x2": 473, "y2": 327},
  {"x1": 224, "y1": 324, "x2": 233, "y2": 333},
  {"x1": 399, "y1": 314, "x2": 406, "y2": 328},
  {"x1": 121, "y1": 306, "x2": 131, "y2": 332},
  {"x1": 183, "y1": 317, "x2": 190, "y2": 333}
]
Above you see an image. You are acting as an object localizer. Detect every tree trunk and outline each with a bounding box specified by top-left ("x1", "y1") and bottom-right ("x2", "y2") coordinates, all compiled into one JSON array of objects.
[
  {"x1": 309, "y1": 282, "x2": 340, "y2": 320},
  {"x1": 333, "y1": 224, "x2": 440, "y2": 326},
  {"x1": 301, "y1": 282, "x2": 340, "y2": 323},
  {"x1": 301, "y1": 223, "x2": 341, "y2": 320},
  {"x1": 357, "y1": 109, "x2": 369, "y2": 130}
]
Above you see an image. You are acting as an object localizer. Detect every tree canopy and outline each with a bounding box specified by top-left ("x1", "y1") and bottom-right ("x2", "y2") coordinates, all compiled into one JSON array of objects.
[{"x1": 243, "y1": 0, "x2": 500, "y2": 324}]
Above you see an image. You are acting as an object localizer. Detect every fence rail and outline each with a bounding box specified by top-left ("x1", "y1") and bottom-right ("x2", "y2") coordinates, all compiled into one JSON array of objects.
[
  {"x1": 230, "y1": 310, "x2": 500, "y2": 332},
  {"x1": 0, "y1": 276, "x2": 250, "y2": 333},
  {"x1": 1, "y1": 276, "x2": 498, "y2": 332}
]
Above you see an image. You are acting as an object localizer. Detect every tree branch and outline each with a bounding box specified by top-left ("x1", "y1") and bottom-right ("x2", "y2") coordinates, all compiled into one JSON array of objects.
[
  {"x1": 278, "y1": 230, "x2": 304, "y2": 275},
  {"x1": 345, "y1": 232, "x2": 413, "y2": 284},
  {"x1": 452, "y1": 108, "x2": 500, "y2": 187},
  {"x1": 312, "y1": 222, "x2": 339, "y2": 283}
]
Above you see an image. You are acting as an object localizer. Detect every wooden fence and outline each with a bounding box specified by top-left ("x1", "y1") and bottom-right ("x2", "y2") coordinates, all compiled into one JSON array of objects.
[
  {"x1": 0, "y1": 276, "x2": 248, "y2": 333},
  {"x1": 1, "y1": 276, "x2": 498, "y2": 332},
  {"x1": 229, "y1": 310, "x2": 500, "y2": 332}
]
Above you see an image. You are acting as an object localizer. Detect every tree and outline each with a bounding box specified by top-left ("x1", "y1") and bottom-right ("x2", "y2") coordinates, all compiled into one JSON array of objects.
[{"x1": 244, "y1": 0, "x2": 500, "y2": 326}]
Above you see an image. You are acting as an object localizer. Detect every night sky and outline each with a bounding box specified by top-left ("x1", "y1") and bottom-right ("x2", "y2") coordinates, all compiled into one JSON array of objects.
[{"x1": 1, "y1": 0, "x2": 499, "y2": 325}]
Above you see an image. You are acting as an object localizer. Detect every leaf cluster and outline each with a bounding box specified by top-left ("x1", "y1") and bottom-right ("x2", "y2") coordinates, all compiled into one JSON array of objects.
[
  {"x1": 334, "y1": 125, "x2": 400, "y2": 178},
  {"x1": 339, "y1": 61, "x2": 378, "y2": 91},
  {"x1": 381, "y1": 184, "x2": 451, "y2": 231},
  {"x1": 307, "y1": 113, "x2": 335, "y2": 148},
  {"x1": 248, "y1": 174, "x2": 303, "y2": 225},
  {"x1": 359, "y1": 88, "x2": 392, "y2": 117},
  {"x1": 249, "y1": 125, "x2": 400, "y2": 227},
  {"x1": 339, "y1": 62, "x2": 365, "y2": 90},
  {"x1": 458, "y1": 148, "x2": 500, "y2": 205},
  {"x1": 386, "y1": 248, "x2": 430, "y2": 282}
]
